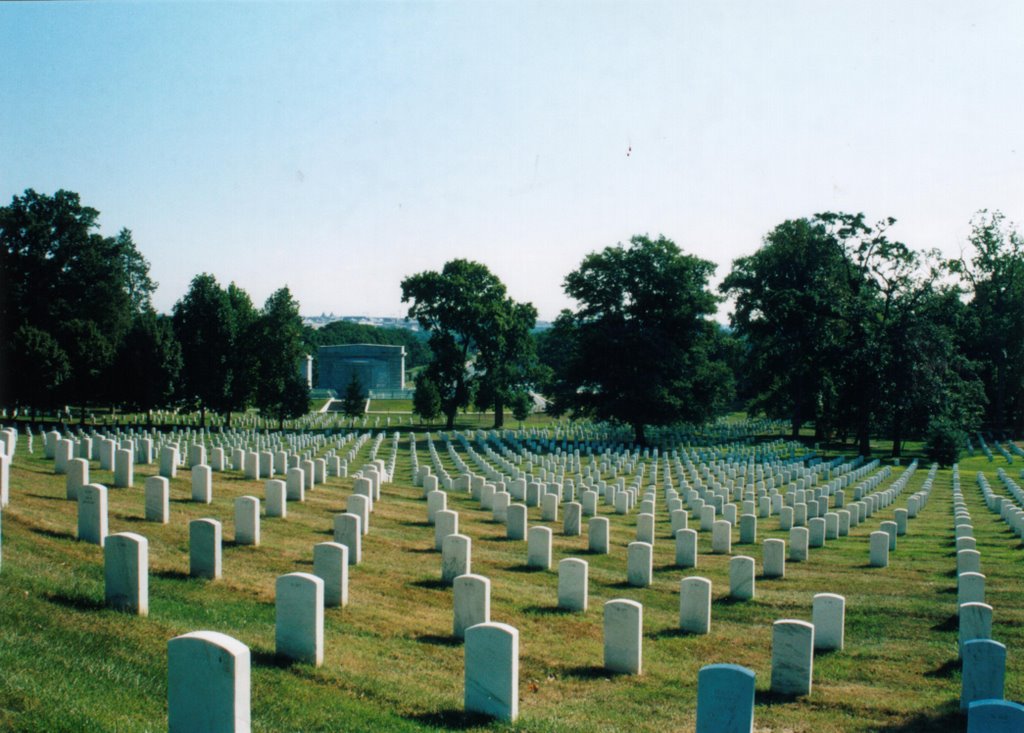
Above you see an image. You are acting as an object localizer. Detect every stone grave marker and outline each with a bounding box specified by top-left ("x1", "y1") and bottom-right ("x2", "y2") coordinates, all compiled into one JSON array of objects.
[{"x1": 168, "y1": 631, "x2": 250, "y2": 733}]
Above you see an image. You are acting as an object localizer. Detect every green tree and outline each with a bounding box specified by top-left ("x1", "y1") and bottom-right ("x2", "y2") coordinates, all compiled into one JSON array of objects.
[
  {"x1": 342, "y1": 373, "x2": 366, "y2": 417},
  {"x1": 172, "y1": 274, "x2": 233, "y2": 426},
  {"x1": 472, "y1": 299, "x2": 546, "y2": 428},
  {"x1": 253, "y1": 287, "x2": 309, "y2": 429},
  {"x1": 114, "y1": 310, "x2": 182, "y2": 421},
  {"x1": 509, "y1": 390, "x2": 534, "y2": 426},
  {"x1": 721, "y1": 218, "x2": 853, "y2": 441},
  {"x1": 550, "y1": 235, "x2": 733, "y2": 444},
  {"x1": 223, "y1": 283, "x2": 260, "y2": 426},
  {"x1": 413, "y1": 374, "x2": 442, "y2": 425},
  {"x1": 9, "y1": 325, "x2": 70, "y2": 414},
  {"x1": 924, "y1": 416, "x2": 965, "y2": 467},
  {"x1": 0, "y1": 189, "x2": 154, "y2": 412},
  {"x1": 949, "y1": 210, "x2": 1024, "y2": 433},
  {"x1": 401, "y1": 259, "x2": 508, "y2": 429}
]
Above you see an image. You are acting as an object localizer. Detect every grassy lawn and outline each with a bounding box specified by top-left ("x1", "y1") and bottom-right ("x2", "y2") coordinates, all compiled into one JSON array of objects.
[{"x1": 0, "y1": 432, "x2": 1022, "y2": 731}]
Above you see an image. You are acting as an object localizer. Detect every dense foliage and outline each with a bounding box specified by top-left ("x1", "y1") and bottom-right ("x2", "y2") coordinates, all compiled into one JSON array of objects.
[{"x1": 3, "y1": 189, "x2": 1022, "y2": 449}]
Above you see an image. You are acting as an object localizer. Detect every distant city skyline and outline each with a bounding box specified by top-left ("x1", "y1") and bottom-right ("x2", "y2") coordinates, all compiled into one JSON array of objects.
[{"x1": 3, "y1": 1, "x2": 1022, "y2": 322}]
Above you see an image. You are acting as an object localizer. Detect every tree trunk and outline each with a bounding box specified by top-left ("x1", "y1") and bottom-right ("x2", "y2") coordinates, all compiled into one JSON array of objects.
[
  {"x1": 890, "y1": 413, "x2": 903, "y2": 457},
  {"x1": 226, "y1": 410, "x2": 233, "y2": 428},
  {"x1": 857, "y1": 424, "x2": 871, "y2": 456},
  {"x1": 633, "y1": 422, "x2": 646, "y2": 446},
  {"x1": 200, "y1": 405, "x2": 206, "y2": 428},
  {"x1": 493, "y1": 398, "x2": 504, "y2": 429},
  {"x1": 445, "y1": 407, "x2": 456, "y2": 430}
]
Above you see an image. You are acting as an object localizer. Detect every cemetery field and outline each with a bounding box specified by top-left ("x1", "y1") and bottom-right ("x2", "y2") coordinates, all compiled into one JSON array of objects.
[{"x1": 1, "y1": 434, "x2": 1023, "y2": 732}]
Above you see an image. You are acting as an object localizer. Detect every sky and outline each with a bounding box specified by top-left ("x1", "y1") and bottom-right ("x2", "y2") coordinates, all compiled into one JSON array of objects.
[{"x1": 2, "y1": 1, "x2": 1023, "y2": 322}]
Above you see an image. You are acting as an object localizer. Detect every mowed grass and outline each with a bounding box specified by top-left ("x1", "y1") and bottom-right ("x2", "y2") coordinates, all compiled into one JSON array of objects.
[{"x1": 1, "y1": 436, "x2": 1023, "y2": 732}]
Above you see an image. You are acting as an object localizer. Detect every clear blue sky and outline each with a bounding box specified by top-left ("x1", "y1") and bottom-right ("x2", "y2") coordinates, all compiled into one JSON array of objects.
[{"x1": 3, "y1": 1, "x2": 1022, "y2": 321}]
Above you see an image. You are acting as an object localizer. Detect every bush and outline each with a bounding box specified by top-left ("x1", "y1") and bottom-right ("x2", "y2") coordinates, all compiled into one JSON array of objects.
[{"x1": 924, "y1": 417, "x2": 965, "y2": 467}]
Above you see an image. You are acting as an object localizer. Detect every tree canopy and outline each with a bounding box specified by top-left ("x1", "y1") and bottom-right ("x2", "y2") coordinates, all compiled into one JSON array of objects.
[{"x1": 547, "y1": 235, "x2": 734, "y2": 444}]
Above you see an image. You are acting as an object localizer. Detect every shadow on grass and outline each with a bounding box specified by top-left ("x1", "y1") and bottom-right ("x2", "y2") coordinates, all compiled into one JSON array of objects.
[
  {"x1": 561, "y1": 664, "x2": 618, "y2": 680},
  {"x1": 522, "y1": 605, "x2": 574, "y2": 616},
  {"x1": 29, "y1": 525, "x2": 76, "y2": 541},
  {"x1": 755, "y1": 688, "x2": 810, "y2": 705},
  {"x1": 924, "y1": 657, "x2": 960, "y2": 678},
  {"x1": 152, "y1": 568, "x2": 191, "y2": 581},
  {"x1": 408, "y1": 547, "x2": 437, "y2": 555},
  {"x1": 415, "y1": 633, "x2": 461, "y2": 647},
  {"x1": 410, "y1": 578, "x2": 448, "y2": 590},
  {"x1": 481, "y1": 534, "x2": 514, "y2": 542},
  {"x1": 44, "y1": 592, "x2": 107, "y2": 612},
  {"x1": 872, "y1": 701, "x2": 963, "y2": 732},
  {"x1": 717, "y1": 596, "x2": 754, "y2": 607},
  {"x1": 931, "y1": 614, "x2": 959, "y2": 632},
  {"x1": 649, "y1": 626, "x2": 707, "y2": 639},
  {"x1": 23, "y1": 492, "x2": 65, "y2": 502},
  {"x1": 403, "y1": 709, "x2": 494, "y2": 729},
  {"x1": 505, "y1": 564, "x2": 545, "y2": 573},
  {"x1": 251, "y1": 647, "x2": 297, "y2": 669},
  {"x1": 935, "y1": 586, "x2": 957, "y2": 595},
  {"x1": 401, "y1": 520, "x2": 432, "y2": 528},
  {"x1": 604, "y1": 580, "x2": 640, "y2": 589}
]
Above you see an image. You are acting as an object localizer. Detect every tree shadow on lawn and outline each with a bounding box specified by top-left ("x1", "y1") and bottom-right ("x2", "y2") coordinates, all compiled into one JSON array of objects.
[
  {"x1": 415, "y1": 633, "x2": 461, "y2": 647},
  {"x1": 401, "y1": 520, "x2": 432, "y2": 528},
  {"x1": 23, "y1": 493, "x2": 65, "y2": 502}
]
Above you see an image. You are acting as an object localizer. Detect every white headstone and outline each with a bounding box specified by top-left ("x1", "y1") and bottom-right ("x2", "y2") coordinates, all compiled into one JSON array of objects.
[
  {"x1": 265, "y1": 479, "x2": 287, "y2": 518},
  {"x1": 442, "y1": 534, "x2": 472, "y2": 585},
  {"x1": 527, "y1": 526, "x2": 552, "y2": 569},
  {"x1": 234, "y1": 496, "x2": 260, "y2": 546},
  {"x1": 696, "y1": 663, "x2": 756, "y2": 733},
  {"x1": 770, "y1": 619, "x2": 814, "y2": 696},
  {"x1": 190, "y1": 518, "x2": 222, "y2": 579},
  {"x1": 104, "y1": 531, "x2": 148, "y2": 616},
  {"x1": 729, "y1": 556, "x2": 755, "y2": 600},
  {"x1": 313, "y1": 542, "x2": 349, "y2": 607},
  {"x1": 192, "y1": 465, "x2": 212, "y2": 504},
  {"x1": 464, "y1": 622, "x2": 518, "y2": 722},
  {"x1": 333, "y1": 513, "x2": 361, "y2": 565},
  {"x1": 812, "y1": 593, "x2": 845, "y2": 651},
  {"x1": 453, "y1": 574, "x2": 490, "y2": 639},
  {"x1": 78, "y1": 483, "x2": 108, "y2": 546},
  {"x1": 168, "y1": 631, "x2": 250, "y2": 733},
  {"x1": 558, "y1": 558, "x2": 588, "y2": 612},
  {"x1": 680, "y1": 576, "x2": 712, "y2": 634},
  {"x1": 276, "y1": 572, "x2": 324, "y2": 666},
  {"x1": 627, "y1": 541, "x2": 653, "y2": 587},
  {"x1": 588, "y1": 516, "x2": 610, "y2": 553},
  {"x1": 604, "y1": 599, "x2": 642, "y2": 674},
  {"x1": 144, "y1": 475, "x2": 170, "y2": 523}
]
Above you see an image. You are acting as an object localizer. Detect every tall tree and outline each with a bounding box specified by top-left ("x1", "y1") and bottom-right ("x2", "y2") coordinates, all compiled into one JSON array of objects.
[
  {"x1": 472, "y1": 298, "x2": 546, "y2": 428},
  {"x1": 115, "y1": 310, "x2": 183, "y2": 421},
  {"x1": 549, "y1": 235, "x2": 733, "y2": 444},
  {"x1": 172, "y1": 274, "x2": 233, "y2": 426},
  {"x1": 401, "y1": 260, "x2": 508, "y2": 429},
  {"x1": 949, "y1": 210, "x2": 1024, "y2": 433},
  {"x1": 0, "y1": 189, "x2": 154, "y2": 411},
  {"x1": 253, "y1": 287, "x2": 309, "y2": 429},
  {"x1": 223, "y1": 283, "x2": 260, "y2": 426},
  {"x1": 721, "y1": 218, "x2": 853, "y2": 441},
  {"x1": 342, "y1": 373, "x2": 366, "y2": 417}
]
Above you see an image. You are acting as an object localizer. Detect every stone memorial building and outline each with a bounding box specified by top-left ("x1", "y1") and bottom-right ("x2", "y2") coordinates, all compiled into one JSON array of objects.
[{"x1": 317, "y1": 344, "x2": 405, "y2": 396}]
